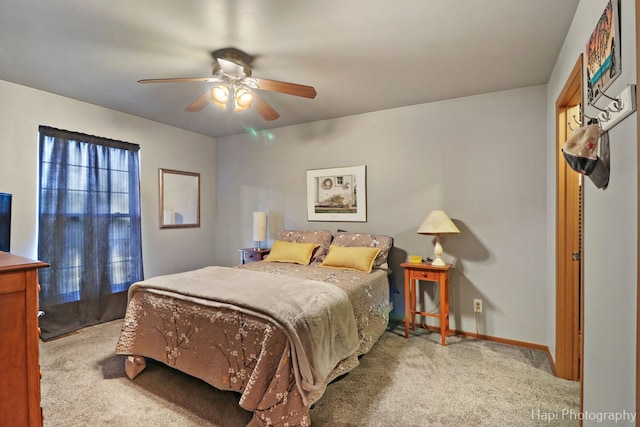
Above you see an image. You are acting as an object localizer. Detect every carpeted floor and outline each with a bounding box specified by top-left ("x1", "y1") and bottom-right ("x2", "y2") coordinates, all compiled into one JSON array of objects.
[{"x1": 39, "y1": 319, "x2": 580, "y2": 426}]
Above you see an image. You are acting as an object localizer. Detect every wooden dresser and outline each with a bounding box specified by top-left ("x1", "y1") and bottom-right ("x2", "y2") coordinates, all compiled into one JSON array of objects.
[{"x1": 0, "y1": 252, "x2": 49, "y2": 427}]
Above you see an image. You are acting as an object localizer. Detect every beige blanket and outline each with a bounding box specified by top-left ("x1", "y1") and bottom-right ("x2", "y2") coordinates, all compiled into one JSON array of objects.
[{"x1": 127, "y1": 265, "x2": 360, "y2": 404}]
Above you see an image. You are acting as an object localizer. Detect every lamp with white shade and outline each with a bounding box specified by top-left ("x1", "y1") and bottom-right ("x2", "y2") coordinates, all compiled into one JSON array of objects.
[
  {"x1": 252, "y1": 212, "x2": 268, "y2": 249},
  {"x1": 416, "y1": 210, "x2": 460, "y2": 266}
]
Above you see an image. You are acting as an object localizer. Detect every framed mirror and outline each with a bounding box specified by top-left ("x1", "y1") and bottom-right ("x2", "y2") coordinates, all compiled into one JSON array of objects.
[{"x1": 159, "y1": 168, "x2": 200, "y2": 228}]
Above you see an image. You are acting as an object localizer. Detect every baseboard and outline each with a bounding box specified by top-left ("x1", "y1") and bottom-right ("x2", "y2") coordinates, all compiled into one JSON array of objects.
[
  {"x1": 450, "y1": 327, "x2": 549, "y2": 351},
  {"x1": 420, "y1": 325, "x2": 557, "y2": 374}
]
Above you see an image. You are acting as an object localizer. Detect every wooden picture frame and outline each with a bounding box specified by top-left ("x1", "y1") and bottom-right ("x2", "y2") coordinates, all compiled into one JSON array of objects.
[
  {"x1": 586, "y1": 0, "x2": 621, "y2": 104},
  {"x1": 159, "y1": 168, "x2": 200, "y2": 228},
  {"x1": 306, "y1": 165, "x2": 366, "y2": 222}
]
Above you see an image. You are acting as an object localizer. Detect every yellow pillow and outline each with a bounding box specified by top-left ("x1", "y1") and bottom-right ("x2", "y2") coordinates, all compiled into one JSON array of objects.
[
  {"x1": 320, "y1": 245, "x2": 381, "y2": 273},
  {"x1": 265, "y1": 240, "x2": 319, "y2": 265}
]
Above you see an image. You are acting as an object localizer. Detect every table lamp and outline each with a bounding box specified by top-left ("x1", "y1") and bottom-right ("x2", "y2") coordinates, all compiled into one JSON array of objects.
[
  {"x1": 416, "y1": 210, "x2": 460, "y2": 266},
  {"x1": 252, "y1": 211, "x2": 267, "y2": 249}
]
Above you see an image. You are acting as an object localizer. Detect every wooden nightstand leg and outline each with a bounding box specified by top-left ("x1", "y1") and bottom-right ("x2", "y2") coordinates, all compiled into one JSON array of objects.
[
  {"x1": 411, "y1": 279, "x2": 416, "y2": 331},
  {"x1": 440, "y1": 276, "x2": 448, "y2": 346},
  {"x1": 404, "y1": 273, "x2": 410, "y2": 338}
]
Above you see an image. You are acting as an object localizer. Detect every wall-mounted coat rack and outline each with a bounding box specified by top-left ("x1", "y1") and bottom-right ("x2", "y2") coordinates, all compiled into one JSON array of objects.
[{"x1": 588, "y1": 84, "x2": 637, "y2": 132}]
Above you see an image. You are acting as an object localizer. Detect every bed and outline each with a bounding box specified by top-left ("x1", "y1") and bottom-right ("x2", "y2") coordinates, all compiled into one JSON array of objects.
[{"x1": 115, "y1": 230, "x2": 393, "y2": 426}]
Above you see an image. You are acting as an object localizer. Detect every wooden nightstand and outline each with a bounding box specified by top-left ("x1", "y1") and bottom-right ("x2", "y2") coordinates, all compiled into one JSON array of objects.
[
  {"x1": 238, "y1": 248, "x2": 271, "y2": 264},
  {"x1": 401, "y1": 262, "x2": 453, "y2": 346}
]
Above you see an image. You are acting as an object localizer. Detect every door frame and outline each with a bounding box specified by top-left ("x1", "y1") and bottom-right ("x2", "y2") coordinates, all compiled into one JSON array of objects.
[
  {"x1": 555, "y1": 55, "x2": 584, "y2": 383},
  {"x1": 635, "y1": 0, "x2": 639, "y2": 415}
]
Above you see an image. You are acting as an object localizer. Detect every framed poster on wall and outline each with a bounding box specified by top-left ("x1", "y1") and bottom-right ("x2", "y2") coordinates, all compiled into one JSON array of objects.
[
  {"x1": 586, "y1": 0, "x2": 621, "y2": 104},
  {"x1": 306, "y1": 165, "x2": 366, "y2": 222}
]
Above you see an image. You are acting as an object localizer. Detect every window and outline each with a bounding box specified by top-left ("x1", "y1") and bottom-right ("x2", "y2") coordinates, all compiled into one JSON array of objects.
[{"x1": 37, "y1": 126, "x2": 143, "y2": 340}]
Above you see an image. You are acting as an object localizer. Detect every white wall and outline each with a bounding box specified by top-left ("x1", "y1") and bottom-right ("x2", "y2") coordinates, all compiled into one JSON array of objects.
[
  {"x1": 215, "y1": 85, "x2": 549, "y2": 344},
  {"x1": 546, "y1": 0, "x2": 637, "y2": 422},
  {"x1": 0, "y1": 79, "x2": 217, "y2": 278}
]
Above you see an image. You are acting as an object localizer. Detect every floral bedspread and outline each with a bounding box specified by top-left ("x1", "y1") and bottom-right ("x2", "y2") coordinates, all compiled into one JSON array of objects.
[{"x1": 115, "y1": 262, "x2": 391, "y2": 426}]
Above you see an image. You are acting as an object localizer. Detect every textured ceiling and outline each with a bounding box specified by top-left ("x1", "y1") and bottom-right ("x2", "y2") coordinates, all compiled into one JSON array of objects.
[{"x1": 0, "y1": 0, "x2": 579, "y2": 138}]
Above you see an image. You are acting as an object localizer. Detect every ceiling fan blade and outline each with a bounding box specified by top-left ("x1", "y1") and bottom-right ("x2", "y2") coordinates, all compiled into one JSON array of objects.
[
  {"x1": 185, "y1": 91, "x2": 211, "y2": 112},
  {"x1": 138, "y1": 77, "x2": 221, "y2": 84},
  {"x1": 246, "y1": 77, "x2": 317, "y2": 99},
  {"x1": 252, "y1": 93, "x2": 280, "y2": 121}
]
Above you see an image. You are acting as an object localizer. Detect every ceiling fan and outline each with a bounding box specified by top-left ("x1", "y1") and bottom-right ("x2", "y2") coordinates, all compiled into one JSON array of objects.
[{"x1": 138, "y1": 47, "x2": 317, "y2": 121}]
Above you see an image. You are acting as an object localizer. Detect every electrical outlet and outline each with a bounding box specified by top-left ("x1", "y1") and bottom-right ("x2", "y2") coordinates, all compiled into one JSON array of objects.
[{"x1": 474, "y1": 299, "x2": 482, "y2": 313}]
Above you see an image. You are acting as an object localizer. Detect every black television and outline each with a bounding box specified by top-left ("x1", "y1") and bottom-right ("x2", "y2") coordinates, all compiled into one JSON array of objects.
[{"x1": 0, "y1": 192, "x2": 11, "y2": 252}]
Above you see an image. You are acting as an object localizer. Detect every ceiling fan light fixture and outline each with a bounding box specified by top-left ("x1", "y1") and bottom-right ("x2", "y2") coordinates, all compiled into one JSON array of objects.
[
  {"x1": 234, "y1": 86, "x2": 254, "y2": 112},
  {"x1": 142, "y1": 48, "x2": 315, "y2": 120},
  {"x1": 211, "y1": 84, "x2": 230, "y2": 109}
]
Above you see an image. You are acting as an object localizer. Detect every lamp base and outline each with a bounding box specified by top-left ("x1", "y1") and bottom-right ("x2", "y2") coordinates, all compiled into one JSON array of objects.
[
  {"x1": 431, "y1": 257, "x2": 446, "y2": 267},
  {"x1": 432, "y1": 236, "x2": 445, "y2": 266}
]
